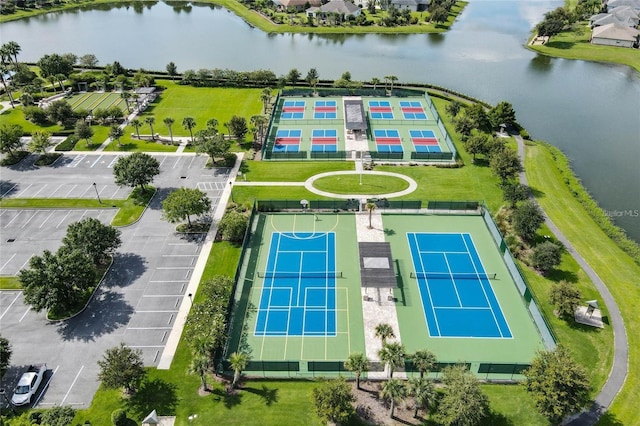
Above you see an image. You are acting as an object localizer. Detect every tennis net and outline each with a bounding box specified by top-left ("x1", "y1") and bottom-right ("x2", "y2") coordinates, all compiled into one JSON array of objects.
[
  {"x1": 410, "y1": 272, "x2": 496, "y2": 280},
  {"x1": 257, "y1": 271, "x2": 343, "y2": 279}
]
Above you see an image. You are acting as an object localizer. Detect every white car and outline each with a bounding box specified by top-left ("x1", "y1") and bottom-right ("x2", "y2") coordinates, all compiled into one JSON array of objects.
[{"x1": 11, "y1": 364, "x2": 47, "y2": 406}]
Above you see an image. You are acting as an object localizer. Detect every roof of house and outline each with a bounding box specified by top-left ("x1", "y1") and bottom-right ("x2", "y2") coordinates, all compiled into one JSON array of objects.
[
  {"x1": 316, "y1": 0, "x2": 360, "y2": 14},
  {"x1": 607, "y1": 0, "x2": 640, "y2": 10},
  {"x1": 592, "y1": 22, "x2": 640, "y2": 41},
  {"x1": 592, "y1": 13, "x2": 638, "y2": 27},
  {"x1": 391, "y1": 0, "x2": 418, "y2": 5},
  {"x1": 277, "y1": 0, "x2": 322, "y2": 7}
]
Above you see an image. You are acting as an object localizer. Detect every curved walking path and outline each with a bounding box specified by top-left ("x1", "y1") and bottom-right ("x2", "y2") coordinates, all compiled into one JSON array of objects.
[{"x1": 515, "y1": 135, "x2": 628, "y2": 425}]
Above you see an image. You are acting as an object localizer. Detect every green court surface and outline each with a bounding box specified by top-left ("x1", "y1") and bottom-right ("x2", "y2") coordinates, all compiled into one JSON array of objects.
[
  {"x1": 264, "y1": 94, "x2": 455, "y2": 161},
  {"x1": 226, "y1": 213, "x2": 366, "y2": 375},
  {"x1": 227, "y1": 212, "x2": 548, "y2": 379},
  {"x1": 382, "y1": 214, "x2": 546, "y2": 369},
  {"x1": 66, "y1": 92, "x2": 127, "y2": 112}
]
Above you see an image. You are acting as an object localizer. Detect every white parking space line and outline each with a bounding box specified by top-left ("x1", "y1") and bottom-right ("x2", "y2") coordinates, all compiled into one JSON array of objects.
[
  {"x1": 67, "y1": 155, "x2": 85, "y2": 168},
  {"x1": 158, "y1": 156, "x2": 168, "y2": 167},
  {"x1": 172, "y1": 157, "x2": 181, "y2": 169},
  {"x1": 60, "y1": 365, "x2": 84, "y2": 406},
  {"x1": 162, "y1": 254, "x2": 199, "y2": 257},
  {"x1": 34, "y1": 365, "x2": 58, "y2": 407},
  {"x1": 32, "y1": 184, "x2": 48, "y2": 198},
  {"x1": 15, "y1": 183, "x2": 33, "y2": 198},
  {"x1": 19, "y1": 307, "x2": 30, "y2": 322},
  {"x1": 107, "y1": 157, "x2": 119, "y2": 168},
  {"x1": 4, "y1": 211, "x2": 22, "y2": 227},
  {"x1": 0, "y1": 253, "x2": 16, "y2": 274},
  {"x1": 64, "y1": 185, "x2": 78, "y2": 197},
  {"x1": 0, "y1": 292, "x2": 21, "y2": 320},
  {"x1": 19, "y1": 254, "x2": 34, "y2": 271},
  {"x1": 1, "y1": 184, "x2": 18, "y2": 197},
  {"x1": 90, "y1": 155, "x2": 103, "y2": 168},
  {"x1": 49, "y1": 184, "x2": 64, "y2": 198},
  {"x1": 21, "y1": 211, "x2": 37, "y2": 228},
  {"x1": 39, "y1": 210, "x2": 55, "y2": 228},
  {"x1": 56, "y1": 211, "x2": 72, "y2": 228}
]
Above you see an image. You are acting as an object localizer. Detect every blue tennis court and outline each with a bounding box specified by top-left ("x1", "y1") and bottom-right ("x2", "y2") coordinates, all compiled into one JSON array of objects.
[
  {"x1": 255, "y1": 232, "x2": 337, "y2": 337},
  {"x1": 407, "y1": 232, "x2": 512, "y2": 338},
  {"x1": 400, "y1": 101, "x2": 428, "y2": 120},
  {"x1": 311, "y1": 129, "x2": 338, "y2": 152},
  {"x1": 314, "y1": 100, "x2": 337, "y2": 119},
  {"x1": 374, "y1": 129, "x2": 403, "y2": 153},
  {"x1": 282, "y1": 101, "x2": 305, "y2": 119},
  {"x1": 369, "y1": 101, "x2": 394, "y2": 119},
  {"x1": 410, "y1": 129, "x2": 441, "y2": 153},
  {"x1": 273, "y1": 129, "x2": 301, "y2": 152}
]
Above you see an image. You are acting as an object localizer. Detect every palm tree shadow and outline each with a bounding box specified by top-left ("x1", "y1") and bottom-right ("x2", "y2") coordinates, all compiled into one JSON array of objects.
[
  {"x1": 243, "y1": 384, "x2": 279, "y2": 406},
  {"x1": 211, "y1": 387, "x2": 243, "y2": 409}
]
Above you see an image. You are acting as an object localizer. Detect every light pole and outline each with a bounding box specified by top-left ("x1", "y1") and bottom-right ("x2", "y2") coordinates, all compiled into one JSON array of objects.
[
  {"x1": 92, "y1": 182, "x2": 102, "y2": 204},
  {"x1": 229, "y1": 181, "x2": 234, "y2": 203},
  {"x1": 188, "y1": 293, "x2": 193, "y2": 304}
]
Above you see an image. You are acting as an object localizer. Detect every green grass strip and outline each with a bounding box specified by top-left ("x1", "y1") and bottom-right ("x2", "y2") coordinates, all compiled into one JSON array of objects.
[
  {"x1": 0, "y1": 186, "x2": 155, "y2": 227},
  {"x1": 0, "y1": 276, "x2": 21, "y2": 289},
  {"x1": 312, "y1": 174, "x2": 410, "y2": 194},
  {"x1": 526, "y1": 142, "x2": 640, "y2": 425}
]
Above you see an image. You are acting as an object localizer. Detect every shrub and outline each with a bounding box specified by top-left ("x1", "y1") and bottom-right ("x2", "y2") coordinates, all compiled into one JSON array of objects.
[
  {"x1": 40, "y1": 406, "x2": 76, "y2": 426},
  {"x1": 549, "y1": 281, "x2": 582, "y2": 319},
  {"x1": 223, "y1": 152, "x2": 237, "y2": 168},
  {"x1": 23, "y1": 106, "x2": 49, "y2": 125},
  {"x1": 218, "y1": 210, "x2": 248, "y2": 242},
  {"x1": 531, "y1": 241, "x2": 561, "y2": 274},
  {"x1": 55, "y1": 135, "x2": 79, "y2": 151},
  {"x1": 111, "y1": 409, "x2": 127, "y2": 426}
]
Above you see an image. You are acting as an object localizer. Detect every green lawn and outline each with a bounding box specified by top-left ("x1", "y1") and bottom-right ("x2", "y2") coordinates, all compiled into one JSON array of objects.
[
  {"x1": 133, "y1": 81, "x2": 263, "y2": 138},
  {"x1": 240, "y1": 160, "x2": 353, "y2": 181},
  {"x1": 528, "y1": 24, "x2": 640, "y2": 73},
  {"x1": 525, "y1": 142, "x2": 640, "y2": 425},
  {"x1": 311, "y1": 174, "x2": 410, "y2": 194},
  {"x1": 0, "y1": 105, "x2": 63, "y2": 134}
]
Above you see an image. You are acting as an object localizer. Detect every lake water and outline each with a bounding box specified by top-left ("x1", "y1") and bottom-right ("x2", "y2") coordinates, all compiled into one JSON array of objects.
[{"x1": 2, "y1": 0, "x2": 639, "y2": 240}]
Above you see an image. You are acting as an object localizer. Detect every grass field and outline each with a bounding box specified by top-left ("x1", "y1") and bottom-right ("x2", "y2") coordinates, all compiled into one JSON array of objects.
[
  {"x1": 312, "y1": 174, "x2": 410, "y2": 194},
  {"x1": 528, "y1": 24, "x2": 640, "y2": 73},
  {"x1": 525, "y1": 142, "x2": 640, "y2": 425}
]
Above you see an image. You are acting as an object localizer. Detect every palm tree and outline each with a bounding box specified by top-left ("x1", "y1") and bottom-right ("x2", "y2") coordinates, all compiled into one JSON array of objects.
[
  {"x1": 109, "y1": 125, "x2": 124, "y2": 147},
  {"x1": 408, "y1": 376, "x2": 435, "y2": 418},
  {"x1": 371, "y1": 77, "x2": 381, "y2": 91},
  {"x1": 250, "y1": 115, "x2": 268, "y2": 143},
  {"x1": 182, "y1": 116, "x2": 196, "y2": 144},
  {"x1": 384, "y1": 75, "x2": 398, "y2": 95},
  {"x1": 0, "y1": 64, "x2": 16, "y2": 108},
  {"x1": 3, "y1": 41, "x2": 21, "y2": 69},
  {"x1": 378, "y1": 342, "x2": 405, "y2": 378},
  {"x1": 55, "y1": 74, "x2": 66, "y2": 92},
  {"x1": 260, "y1": 88, "x2": 272, "y2": 113},
  {"x1": 130, "y1": 119, "x2": 142, "y2": 139},
  {"x1": 229, "y1": 352, "x2": 250, "y2": 389},
  {"x1": 365, "y1": 202, "x2": 376, "y2": 229},
  {"x1": 374, "y1": 323, "x2": 395, "y2": 346},
  {"x1": 163, "y1": 117, "x2": 175, "y2": 143},
  {"x1": 381, "y1": 378, "x2": 407, "y2": 418},
  {"x1": 344, "y1": 352, "x2": 369, "y2": 390},
  {"x1": 121, "y1": 91, "x2": 132, "y2": 113},
  {"x1": 144, "y1": 116, "x2": 156, "y2": 140},
  {"x1": 188, "y1": 354, "x2": 210, "y2": 392},
  {"x1": 411, "y1": 349, "x2": 436, "y2": 378}
]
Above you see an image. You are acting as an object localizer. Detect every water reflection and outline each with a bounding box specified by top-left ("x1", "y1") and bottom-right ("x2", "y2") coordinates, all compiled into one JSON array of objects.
[{"x1": 528, "y1": 54, "x2": 553, "y2": 73}]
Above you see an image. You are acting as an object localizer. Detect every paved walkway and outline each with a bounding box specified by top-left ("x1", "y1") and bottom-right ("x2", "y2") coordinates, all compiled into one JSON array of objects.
[
  {"x1": 355, "y1": 211, "x2": 403, "y2": 379},
  {"x1": 515, "y1": 136, "x2": 628, "y2": 426}
]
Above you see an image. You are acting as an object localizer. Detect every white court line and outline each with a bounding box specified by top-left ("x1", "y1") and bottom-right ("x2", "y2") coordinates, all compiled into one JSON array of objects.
[
  {"x1": 0, "y1": 253, "x2": 16, "y2": 273},
  {"x1": 40, "y1": 210, "x2": 55, "y2": 228},
  {"x1": 60, "y1": 365, "x2": 84, "y2": 406},
  {"x1": 15, "y1": 183, "x2": 33, "y2": 198},
  {"x1": 0, "y1": 292, "x2": 21, "y2": 321},
  {"x1": 90, "y1": 155, "x2": 103, "y2": 168},
  {"x1": 1, "y1": 183, "x2": 18, "y2": 197}
]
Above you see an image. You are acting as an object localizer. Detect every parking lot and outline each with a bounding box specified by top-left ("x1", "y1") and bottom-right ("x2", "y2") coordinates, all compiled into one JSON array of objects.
[{"x1": 0, "y1": 152, "x2": 231, "y2": 408}]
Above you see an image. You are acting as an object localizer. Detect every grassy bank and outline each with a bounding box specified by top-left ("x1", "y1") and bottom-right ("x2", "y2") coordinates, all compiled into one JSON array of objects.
[
  {"x1": 525, "y1": 141, "x2": 640, "y2": 425},
  {"x1": 0, "y1": 0, "x2": 467, "y2": 34}
]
